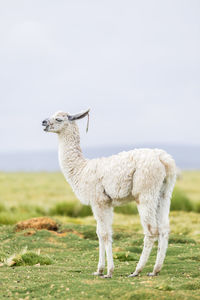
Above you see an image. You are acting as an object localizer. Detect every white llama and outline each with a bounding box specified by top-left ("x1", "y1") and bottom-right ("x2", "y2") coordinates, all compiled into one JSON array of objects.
[{"x1": 42, "y1": 109, "x2": 176, "y2": 278}]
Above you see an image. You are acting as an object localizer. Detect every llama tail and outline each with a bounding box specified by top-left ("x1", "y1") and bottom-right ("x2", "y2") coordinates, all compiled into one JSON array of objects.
[
  {"x1": 159, "y1": 151, "x2": 177, "y2": 202},
  {"x1": 159, "y1": 151, "x2": 177, "y2": 182}
]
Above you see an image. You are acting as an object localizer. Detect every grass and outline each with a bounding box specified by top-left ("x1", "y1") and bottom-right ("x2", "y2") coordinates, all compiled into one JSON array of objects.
[
  {"x1": 49, "y1": 201, "x2": 92, "y2": 217},
  {"x1": 0, "y1": 171, "x2": 200, "y2": 224},
  {"x1": 0, "y1": 214, "x2": 200, "y2": 299},
  {"x1": 171, "y1": 187, "x2": 194, "y2": 212},
  {"x1": 0, "y1": 171, "x2": 200, "y2": 299},
  {"x1": 176, "y1": 171, "x2": 200, "y2": 202}
]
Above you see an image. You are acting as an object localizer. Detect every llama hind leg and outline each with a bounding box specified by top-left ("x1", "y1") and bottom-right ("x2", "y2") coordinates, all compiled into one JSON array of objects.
[
  {"x1": 148, "y1": 185, "x2": 171, "y2": 276},
  {"x1": 129, "y1": 234, "x2": 156, "y2": 277},
  {"x1": 148, "y1": 229, "x2": 169, "y2": 276},
  {"x1": 129, "y1": 200, "x2": 159, "y2": 277}
]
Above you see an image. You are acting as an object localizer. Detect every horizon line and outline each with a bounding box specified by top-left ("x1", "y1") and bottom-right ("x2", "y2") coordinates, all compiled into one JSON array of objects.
[{"x1": 1, "y1": 143, "x2": 200, "y2": 155}]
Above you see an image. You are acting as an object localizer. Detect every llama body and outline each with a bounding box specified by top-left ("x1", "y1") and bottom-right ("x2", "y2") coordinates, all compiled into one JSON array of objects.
[{"x1": 43, "y1": 110, "x2": 176, "y2": 278}]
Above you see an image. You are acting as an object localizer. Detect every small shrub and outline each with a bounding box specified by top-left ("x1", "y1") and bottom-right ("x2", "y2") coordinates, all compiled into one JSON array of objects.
[
  {"x1": 49, "y1": 202, "x2": 92, "y2": 217},
  {"x1": 4, "y1": 248, "x2": 52, "y2": 267},
  {"x1": 77, "y1": 205, "x2": 92, "y2": 217},
  {"x1": 169, "y1": 235, "x2": 196, "y2": 244},
  {"x1": 171, "y1": 188, "x2": 194, "y2": 212},
  {"x1": 194, "y1": 202, "x2": 200, "y2": 213},
  {"x1": 10, "y1": 205, "x2": 46, "y2": 216},
  {"x1": 17, "y1": 252, "x2": 52, "y2": 266},
  {"x1": 0, "y1": 203, "x2": 6, "y2": 212},
  {"x1": 50, "y1": 202, "x2": 76, "y2": 217},
  {"x1": 0, "y1": 212, "x2": 18, "y2": 225},
  {"x1": 0, "y1": 204, "x2": 48, "y2": 225}
]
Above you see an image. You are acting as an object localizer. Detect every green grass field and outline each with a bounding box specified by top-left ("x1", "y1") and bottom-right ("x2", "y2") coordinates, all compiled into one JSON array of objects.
[{"x1": 0, "y1": 171, "x2": 200, "y2": 299}]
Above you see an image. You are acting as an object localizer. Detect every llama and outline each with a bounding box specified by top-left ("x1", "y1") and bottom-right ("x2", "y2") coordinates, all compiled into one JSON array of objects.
[{"x1": 42, "y1": 109, "x2": 176, "y2": 278}]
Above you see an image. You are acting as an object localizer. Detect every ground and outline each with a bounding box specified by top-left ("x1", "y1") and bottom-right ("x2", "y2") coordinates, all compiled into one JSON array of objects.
[{"x1": 0, "y1": 171, "x2": 200, "y2": 299}]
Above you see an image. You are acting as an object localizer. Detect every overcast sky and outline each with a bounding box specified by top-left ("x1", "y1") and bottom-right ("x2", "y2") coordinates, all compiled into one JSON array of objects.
[{"x1": 0, "y1": 0, "x2": 199, "y2": 152}]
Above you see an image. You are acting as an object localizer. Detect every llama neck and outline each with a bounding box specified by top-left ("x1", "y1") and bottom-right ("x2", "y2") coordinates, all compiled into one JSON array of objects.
[{"x1": 58, "y1": 125, "x2": 86, "y2": 187}]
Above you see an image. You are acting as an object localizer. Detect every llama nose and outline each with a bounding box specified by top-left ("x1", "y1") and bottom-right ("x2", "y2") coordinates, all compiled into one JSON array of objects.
[{"x1": 42, "y1": 119, "x2": 48, "y2": 126}]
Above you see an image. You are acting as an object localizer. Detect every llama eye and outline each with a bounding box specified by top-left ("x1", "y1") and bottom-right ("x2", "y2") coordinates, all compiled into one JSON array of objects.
[{"x1": 55, "y1": 118, "x2": 63, "y2": 122}]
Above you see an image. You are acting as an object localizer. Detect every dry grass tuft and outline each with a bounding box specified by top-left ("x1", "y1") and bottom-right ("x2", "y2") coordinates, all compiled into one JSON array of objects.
[{"x1": 15, "y1": 217, "x2": 59, "y2": 231}]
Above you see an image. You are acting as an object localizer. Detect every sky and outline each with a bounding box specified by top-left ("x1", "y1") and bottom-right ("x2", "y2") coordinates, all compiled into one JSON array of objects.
[{"x1": 0, "y1": 0, "x2": 199, "y2": 153}]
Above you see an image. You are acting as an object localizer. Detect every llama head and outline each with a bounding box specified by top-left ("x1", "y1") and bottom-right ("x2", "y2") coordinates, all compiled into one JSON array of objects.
[{"x1": 42, "y1": 109, "x2": 90, "y2": 133}]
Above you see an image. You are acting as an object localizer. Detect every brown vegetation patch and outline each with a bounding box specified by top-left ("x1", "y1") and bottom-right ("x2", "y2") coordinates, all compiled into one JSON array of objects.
[
  {"x1": 23, "y1": 230, "x2": 36, "y2": 236},
  {"x1": 62, "y1": 229, "x2": 84, "y2": 239},
  {"x1": 15, "y1": 217, "x2": 59, "y2": 232},
  {"x1": 52, "y1": 228, "x2": 84, "y2": 239},
  {"x1": 50, "y1": 231, "x2": 67, "y2": 237}
]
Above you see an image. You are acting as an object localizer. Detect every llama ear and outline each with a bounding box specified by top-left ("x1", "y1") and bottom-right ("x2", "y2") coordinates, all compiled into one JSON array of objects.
[
  {"x1": 68, "y1": 109, "x2": 90, "y2": 133},
  {"x1": 68, "y1": 109, "x2": 90, "y2": 121}
]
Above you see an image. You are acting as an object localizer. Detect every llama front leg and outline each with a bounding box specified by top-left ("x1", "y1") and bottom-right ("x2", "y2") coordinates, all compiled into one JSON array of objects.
[
  {"x1": 104, "y1": 240, "x2": 114, "y2": 278},
  {"x1": 104, "y1": 234, "x2": 114, "y2": 278},
  {"x1": 93, "y1": 205, "x2": 114, "y2": 278},
  {"x1": 92, "y1": 223, "x2": 105, "y2": 276}
]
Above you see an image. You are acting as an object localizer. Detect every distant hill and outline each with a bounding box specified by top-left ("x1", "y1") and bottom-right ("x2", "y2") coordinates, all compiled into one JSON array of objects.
[{"x1": 0, "y1": 144, "x2": 200, "y2": 171}]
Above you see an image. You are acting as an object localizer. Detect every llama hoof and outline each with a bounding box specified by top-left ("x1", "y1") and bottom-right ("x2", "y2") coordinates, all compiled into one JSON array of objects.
[
  {"x1": 92, "y1": 271, "x2": 103, "y2": 276},
  {"x1": 147, "y1": 272, "x2": 158, "y2": 277},
  {"x1": 128, "y1": 272, "x2": 139, "y2": 277},
  {"x1": 102, "y1": 274, "x2": 112, "y2": 279}
]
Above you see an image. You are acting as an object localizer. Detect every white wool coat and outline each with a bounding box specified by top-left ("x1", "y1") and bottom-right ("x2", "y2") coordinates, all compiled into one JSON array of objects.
[{"x1": 58, "y1": 127, "x2": 175, "y2": 209}]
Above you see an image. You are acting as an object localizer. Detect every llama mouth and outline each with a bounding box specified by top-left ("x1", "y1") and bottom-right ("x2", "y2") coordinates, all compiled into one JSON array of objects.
[{"x1": 43, "y1": 125, "x2": 49, "y2": 132}]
